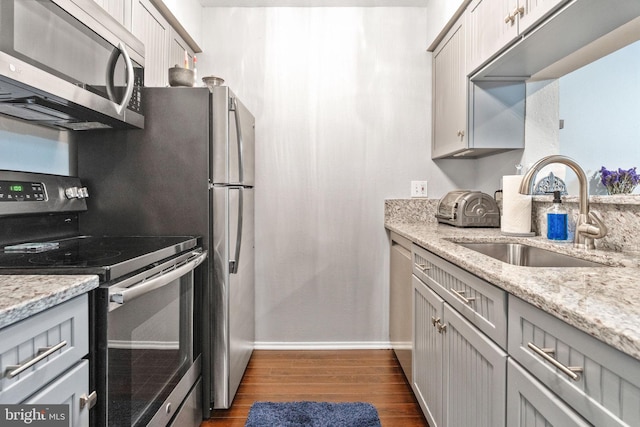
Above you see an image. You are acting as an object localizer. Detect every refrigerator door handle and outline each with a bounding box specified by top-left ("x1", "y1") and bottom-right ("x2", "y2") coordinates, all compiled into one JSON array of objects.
[
  {"x1": 230, "y1": 97, "x2": 245, "y2": 183},
  {"x1": 229, "y1": 188, "x2": 244, "y2": 274}
]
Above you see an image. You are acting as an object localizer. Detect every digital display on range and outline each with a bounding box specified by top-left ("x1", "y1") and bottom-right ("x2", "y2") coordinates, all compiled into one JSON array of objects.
[{"x1": 0, "y1": 180, "x2": 45, "y2": 202}]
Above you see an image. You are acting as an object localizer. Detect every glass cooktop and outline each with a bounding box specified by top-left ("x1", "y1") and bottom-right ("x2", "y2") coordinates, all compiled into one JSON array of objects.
[{"x1": 0, "y1": 235, "x2": 199, "y2": 281}]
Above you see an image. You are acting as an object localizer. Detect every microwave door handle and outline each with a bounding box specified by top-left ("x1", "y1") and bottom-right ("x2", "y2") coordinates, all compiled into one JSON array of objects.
[
  {"x1": 105, "y1": 42, "x2": 135, "y2": 115},
  {"x1": 231, "y1": 97, "x2": 245, "y2": 183},
  {"x1": 229, "y1": 188, "x2": 243, "y2": 274},
  {"x1": 109, "y1": 251, "x2": 207, "y2": 306}
]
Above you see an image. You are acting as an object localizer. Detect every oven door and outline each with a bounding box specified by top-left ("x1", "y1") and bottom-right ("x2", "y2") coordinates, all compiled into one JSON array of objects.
[{"x1": 96, "y1": 249, "x2": 206, "y2": 427}]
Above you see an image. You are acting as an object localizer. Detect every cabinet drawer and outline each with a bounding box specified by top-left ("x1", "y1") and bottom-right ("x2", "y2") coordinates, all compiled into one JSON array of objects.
[
  {"x1": 509, "y1": 296, "x2": 640, "y2": 427},
  {"x1": 0, "y1": 294, "x2": 89, "y2": 403},
  {"x1": 24, "y1": 360, "x2": 90, "y2": 427},
  {"x1": 412, "y1": 244, "x2": 507, "y2": 348},
  {"x1": 507, "y1": 359, "x2": 590, "y2": 427}
]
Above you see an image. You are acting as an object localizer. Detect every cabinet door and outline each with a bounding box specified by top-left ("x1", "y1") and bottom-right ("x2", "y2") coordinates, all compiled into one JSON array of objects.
[
  {"x1": 23, "y1": 361, "x2": 90, "y2": 427},
  {"x1": 509, "y1": 296, "x2": 640, "y2": 426},
  {"x1": 413, "y1": 276, "x2": 444, "y2": 427},
  {"x1": 467, "y1": 0, "x2": 518, "y2": 74},
  {"x1": 132, "y1": 0, "x2": 171, "y2": 87},
  {"x1": 443, "y1": 304, "x2": 507, "y2": 427},
  {"x1": 517, "y1": 0, "x2": 568, "y2": 36},
  {"x1": 432, "y1": 17, "x2": 467, "y2": 159},
  {"x1": 93, "y1": 0, "x2": 131, "y2": 28},
  {"x1": 170, "y1": 28, "x2": 196, "y2": 72},
  {"x1": 0, "y1": 295, "x2": 89, "y2": 404},
  {"x1": 507, "y1": 359, "x2": 591, "y2": 427},
  {"x1": 390, "y1": 234, "x2": 413, "y2": 380}
]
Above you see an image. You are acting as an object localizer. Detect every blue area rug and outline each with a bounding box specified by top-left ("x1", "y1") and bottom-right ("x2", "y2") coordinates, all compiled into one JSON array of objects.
[{"x1": 245, "y1": 401, "x2": 382, "y2": 427}]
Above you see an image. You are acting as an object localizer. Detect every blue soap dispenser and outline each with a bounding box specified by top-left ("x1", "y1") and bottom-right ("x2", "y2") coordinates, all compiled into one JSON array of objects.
[{"x1": 547, "y1": 191, "x2": 568, "y2": 240}]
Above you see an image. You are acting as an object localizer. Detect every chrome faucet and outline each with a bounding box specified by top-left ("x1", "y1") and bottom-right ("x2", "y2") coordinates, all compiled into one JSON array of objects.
[{"x1": 518, "y1": 155, "x2": 607, "y2": 250}]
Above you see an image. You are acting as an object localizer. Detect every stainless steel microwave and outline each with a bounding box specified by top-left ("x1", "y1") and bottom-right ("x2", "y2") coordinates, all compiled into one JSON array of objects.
[{"x1": 0, "y1": 0, "x2": 144, "y2": 130}]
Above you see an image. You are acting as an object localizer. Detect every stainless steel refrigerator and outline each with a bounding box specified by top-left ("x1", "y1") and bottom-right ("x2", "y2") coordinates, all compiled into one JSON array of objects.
[{"x1": 77, "y1": 86, "x2": 255, "y2": 416}]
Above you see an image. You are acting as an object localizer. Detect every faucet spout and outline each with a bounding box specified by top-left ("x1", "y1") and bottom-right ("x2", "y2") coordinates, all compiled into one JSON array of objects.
[{"x1": 518, "y1": 155, "x2": 606, "y2": 249}]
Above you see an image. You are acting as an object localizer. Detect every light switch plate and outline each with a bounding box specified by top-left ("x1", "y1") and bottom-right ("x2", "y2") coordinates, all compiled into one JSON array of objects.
[{"x1": 411, "y1": 181, "x2": 428, "y2": 198}]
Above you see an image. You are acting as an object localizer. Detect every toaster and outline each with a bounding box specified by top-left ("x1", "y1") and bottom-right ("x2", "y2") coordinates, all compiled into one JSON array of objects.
[{"x1": 436, "y1": 190, "x2": 500, "y2": 228}]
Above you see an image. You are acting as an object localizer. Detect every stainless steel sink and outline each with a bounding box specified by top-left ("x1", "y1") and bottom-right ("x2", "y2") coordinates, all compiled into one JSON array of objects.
[{"x1": 457, "y1": 242, "x2": 606, "y2": 268}]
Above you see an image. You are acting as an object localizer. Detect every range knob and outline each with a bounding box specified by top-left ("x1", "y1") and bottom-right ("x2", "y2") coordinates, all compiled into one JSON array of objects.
[{"x1": 65, "y1": 187, "x2": 89, "y2": 199}]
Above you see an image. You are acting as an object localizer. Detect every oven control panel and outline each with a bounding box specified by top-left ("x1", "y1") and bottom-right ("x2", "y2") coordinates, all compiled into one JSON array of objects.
[
  {"x1": 0, "y1": 180, "x2": 46, "y2": 202},
  {"x1": 0, "y1": 170, "x2": 87, "y2": 216}
]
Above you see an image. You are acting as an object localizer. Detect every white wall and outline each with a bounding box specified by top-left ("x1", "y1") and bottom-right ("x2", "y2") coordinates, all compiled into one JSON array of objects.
[
  {"x1": 559, "y1": 40, "x2": 640, "y2": 194},
  {"x1": 198, "y1": 7, "x2": 474, "y2": 346}
]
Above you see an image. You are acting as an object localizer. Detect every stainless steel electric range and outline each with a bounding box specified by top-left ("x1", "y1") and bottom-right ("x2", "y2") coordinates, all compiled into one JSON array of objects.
[{"x1": 0, "y1": 170, "x2": 206, "y2": 427}]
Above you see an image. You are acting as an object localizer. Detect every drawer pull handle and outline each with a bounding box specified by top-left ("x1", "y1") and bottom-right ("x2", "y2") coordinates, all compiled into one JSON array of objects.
[
  {"x1": 4, "y1": 341, "x2": 68, "y2": 379},
  {"x1": 80, "y1": 391, "x2": 98, "y2": 410},
  {"x1": 431, "y1": 316, "x2": 440, "y2": 327},
  {"x1": 527, "y1": 342, "x2": 584, "y2": 381},
  {"x1": 417, "y1": 263, "x2": 431, "y2": 272},
  {"x1": 451, "y1": 289, "x2": 476, "y2": 305}
]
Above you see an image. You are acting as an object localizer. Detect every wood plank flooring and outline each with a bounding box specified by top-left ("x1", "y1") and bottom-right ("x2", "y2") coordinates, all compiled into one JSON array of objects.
[{"x1": 200, "y1": 349, "x2": 429, "y2": 427}]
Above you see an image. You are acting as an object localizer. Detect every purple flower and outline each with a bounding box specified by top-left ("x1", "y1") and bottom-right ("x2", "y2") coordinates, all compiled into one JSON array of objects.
[{"x1": 599, "y1": 166, "x2": 639, "y2": 194}]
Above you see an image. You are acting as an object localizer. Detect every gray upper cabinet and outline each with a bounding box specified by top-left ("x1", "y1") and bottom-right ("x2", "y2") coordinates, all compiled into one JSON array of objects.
[
  {"x1": 467, "y1": 0, "x2": 519, "y2": 75},
  {"x1": 473, "y1": 0, "x2": 640, "y2": 80},
  {"x1": 516, "y1": 0, "x2": 568, "y2": 36},
  {"x1": 432, "y1": 17, "x2": 467, "y2": 159}
]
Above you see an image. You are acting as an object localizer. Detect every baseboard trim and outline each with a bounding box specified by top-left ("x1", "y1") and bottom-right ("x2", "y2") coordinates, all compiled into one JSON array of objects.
[{"x1": 254, "y1": 341, "x2": 392, "y2": 350}]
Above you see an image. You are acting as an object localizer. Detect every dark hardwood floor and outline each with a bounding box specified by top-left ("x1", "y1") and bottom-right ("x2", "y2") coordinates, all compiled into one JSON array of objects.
[{"x1": 200, "y1": 349, "x2": 428, "y2": 427}]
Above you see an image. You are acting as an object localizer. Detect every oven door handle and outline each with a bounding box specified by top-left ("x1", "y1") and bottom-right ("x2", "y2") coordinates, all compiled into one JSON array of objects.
[{"x1": 109, "y1": 250, "x2": 207, "y2": 305}]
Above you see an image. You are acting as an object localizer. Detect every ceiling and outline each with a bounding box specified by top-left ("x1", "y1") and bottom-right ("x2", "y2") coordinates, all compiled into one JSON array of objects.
[{"x1": 199, "y1": 0, "x2": 428, "y2": 6}]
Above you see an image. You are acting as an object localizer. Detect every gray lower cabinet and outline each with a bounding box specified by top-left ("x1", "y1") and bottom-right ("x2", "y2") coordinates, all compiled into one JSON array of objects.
[
  {"x1": 0, "y1": 294, "x2": 91, "y2": 427},
  {"x1": 389, "y1": 232, "x2": 413, "y2": 381},
  {"x1": 509, "y1": 296, "x2": 640, "y2": 427},
  {"x1": 24, "y1": 360, "x2": 90, "y2": 427},
  {"x1": 413, "y1": 273, "x2": 507, "y2": 427},
  {"x1": 413, "y1": 275, "x2": 444, "y2": 427},
  {"x1": 507, "y1": 359, "x2": 590, "y2": 427},
  {"x1": 407, "y1": 242, "x2": 640, "y2": 427}
]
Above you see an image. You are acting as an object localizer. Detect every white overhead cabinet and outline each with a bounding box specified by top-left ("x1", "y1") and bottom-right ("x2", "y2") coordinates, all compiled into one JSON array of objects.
[
  {"x1": 132, "y1": 0, "x2": 170, "y2": 87},
  {"x1": 131, "y1": 0, "x2": 195, "y2": 87},
  {"x1": 93, "y1": 0, "x2": 131, "y2": 27},
  {"x1": 92, "y1": 0, "x2": 198, "y2": 87}
]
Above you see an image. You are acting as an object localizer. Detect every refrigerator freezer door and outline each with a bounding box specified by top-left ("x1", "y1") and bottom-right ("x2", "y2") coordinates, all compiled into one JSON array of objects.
[
  {"x1": 212, "y1": 186, "x2": 255, "y2": 409},
  {"x1": 211, "y1": 87, "x2": 255, "y2": 186}
]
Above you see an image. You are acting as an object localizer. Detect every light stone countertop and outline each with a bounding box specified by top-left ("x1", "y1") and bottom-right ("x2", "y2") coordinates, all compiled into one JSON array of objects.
[
  {"x1": 0, "y1": 275, "x2": 99, "y2": 329},
  {"x1": 385, "y1": 219, "x2": 640, "y2": 362}
]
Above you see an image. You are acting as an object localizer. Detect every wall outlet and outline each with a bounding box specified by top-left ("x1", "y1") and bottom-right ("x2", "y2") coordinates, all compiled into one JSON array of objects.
[{"x1": 411, "y1": 181, "x2": 428, "y2": 198}]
